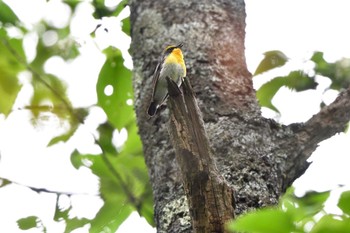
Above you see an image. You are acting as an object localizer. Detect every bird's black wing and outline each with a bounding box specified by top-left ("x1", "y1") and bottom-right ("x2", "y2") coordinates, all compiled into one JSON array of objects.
[{"x1": 150, "y1": 55, "x2": 164, "y2": 98}]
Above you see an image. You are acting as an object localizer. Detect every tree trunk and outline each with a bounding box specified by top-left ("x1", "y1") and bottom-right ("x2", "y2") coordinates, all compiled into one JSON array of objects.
[{"x1": 129, "y1": 0, "x2": 350, "y2": 232}]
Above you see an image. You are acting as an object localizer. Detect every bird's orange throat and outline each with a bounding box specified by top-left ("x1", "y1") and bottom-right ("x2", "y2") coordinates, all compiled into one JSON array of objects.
[{"x1": 166, "y1": 48, "x2": 186, "y2": 76}]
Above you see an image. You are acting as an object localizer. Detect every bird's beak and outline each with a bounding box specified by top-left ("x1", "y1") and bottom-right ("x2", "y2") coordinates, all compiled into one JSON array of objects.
[{"x1": 177, "y1": 43, "x2": 183, "y2": 48}]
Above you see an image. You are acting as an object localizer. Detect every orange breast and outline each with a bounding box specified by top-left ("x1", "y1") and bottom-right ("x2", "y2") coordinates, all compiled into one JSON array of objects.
[{"x1": 165, "y1": 48, "x2": 186, "y2": 76}]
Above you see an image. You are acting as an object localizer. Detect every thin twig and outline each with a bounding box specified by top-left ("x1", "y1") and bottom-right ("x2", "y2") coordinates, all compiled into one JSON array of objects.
[{"x1": 0, "y1": 177, "x2": 99, "y2": 196}]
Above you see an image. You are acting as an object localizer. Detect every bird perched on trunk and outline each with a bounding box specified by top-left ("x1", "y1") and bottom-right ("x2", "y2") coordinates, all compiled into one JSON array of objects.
[{"x1": 147, "y1": 43, "x2": 186, "y2": 116}]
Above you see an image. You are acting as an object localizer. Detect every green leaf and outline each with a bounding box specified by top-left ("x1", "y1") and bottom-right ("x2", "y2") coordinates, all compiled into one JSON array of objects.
[
  {"x1": 54, "y1": 199, "x2": 69, "y2": 222},
  {"x1": 71, "y1": 114, "x2": 152, "y2": 229},
  {"x1": 48, "y1": 108, "x2": 87, "y2": 146},
  {"x1": 121, "y1": 17, "x2": 130, "y2": 36},
  {"x1": 97, "y1": 47, "x2": 133, "y2": 130},
  {"x1": 30, "y1": 73, "x2": 71, "y2": 119},
  {"x1": 72, "y1": 144, "x2": 152, "y2": 229},
  {"x1": 138, "y1": 185, "x2": 154, "y2": 227},
  {"x1": 256, "y1": 77, "x2": 285, "y2": 112},
  {"x1": 113, "y1": 0, "x2": 128, "y2": 17},
  {"x1": 56, "y1": 37, "x2": 80, "y2": 61},
  {"x1": 122, "y1": 123, "x2": 143, "y2": 155},
  {"x1": 254, "y1": 50, "x2": 288, "y2": 76},
  {"x1": 65, "y1": 217, "x2": 89, "y2": 233},
  {"x1": 92, "y1": 0, "x2": 110, "y2": 18},
  {"x1": 331, "y1": 58, "x2": 350, "y2": 90},
  {"x1": 63, "y1": 0, "x2": 81, "y2": 11},
  {"x1": 69, "y1": 150, "x2": 131, "y2": 232},
  {"x1": 17, "y1": 216, "x2": 39, "y2": 230},
  {"x1": 97, "y1": 122, "x2": 118, "y2": 154},
  {"x1": 48, "y1": 122, "x2": 78, "y2": 146},
  {"x1": 233, "y1": 188, "x2": 333, "y2": 233},
  {"x1": 280, "y1": 190, "x2": 330, "y2": 223},
  {"x1": 311, "y1": 52, "x2": 334, "y2": 78},
  {"x1": 284, "y1": 71, "x2": 317, "y2": 91},
  {"x1": 90, "y1": 199, "x2": 133, "y2": 233},
  {"x1": 338, "y1": 191, "x2": 350, "y2": 215},
  {"x1": 311, "y1": 51, "x2": 350, "y2": 90},
  {"x1": 0, "y1": 0, "x2": 19, "y2": 25},
  {"x1": 228, "y1": 208, "x2": 294, "y2": 233},
  {"x1": 113, "y1": 153, "x2": 148, "y2": 197},
  {"x1": 0, "y1": 70, "x2": 22, "y2": 116},
  {"x1": 311, "y1": 215, "x2": 350, "y2": 233},
  {"x1": 82, "y1": 152, "x2": 134, "y2": 232},
  {"x1": 298, "y1": 191, "x2": 330, "y2": 208},
  {"x1": 256, "y1": 71, "x2": 317, "y2": 112},
  {"x1": 53, "y1": 196, "x2": 89, "y2": 233},
  {"x1": 0, "y1": 178, "x2": 11, "y2": 187},
  {"x1": 92, "y1": 0, "x2": 128, "y2": 18},
  {"x1": 311, "y1": 51, "x2": 326, "y2": 65},
  {"x1": 30, "y1": 32, "x2": 54, "y2": 70},
  {"x1": 293, "y1": 190, "x2": 330, "y2": 221},
  {"x1": 70, "y1": 149, "x2": 84, "y2": 169},
  {"x1": 0, "y1": 31, "x2": 25, "y2": 116},
  {"x1": 92, "y1": 0, "x2": 127, "y2": 18}
]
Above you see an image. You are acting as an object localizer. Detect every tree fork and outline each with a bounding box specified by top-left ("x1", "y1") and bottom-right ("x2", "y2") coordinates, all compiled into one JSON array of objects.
[{"x1": 166, "y1": 77, "x2": 235, "y2": 233}]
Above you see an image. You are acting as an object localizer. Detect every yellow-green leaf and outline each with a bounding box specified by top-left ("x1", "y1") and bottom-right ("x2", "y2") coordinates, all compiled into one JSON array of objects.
[
  {"x1": 0, "y1": 32, "x2": 24, "y2": 116},
  {"x1": 228, "y1": 208, "x2": 294, "y2": 233},
  {"x1": 97, "y1": 47, "x2": 133, "y2": 130},
  {"x1": 0, "y1": 0, "x2": 19, "y2": 25},
  {"x1": 338, "y1": 191, "x2": 350, "y2": 215},
  {"x1": 254, "y1": 50, "x2": 288, "y2": 76}
]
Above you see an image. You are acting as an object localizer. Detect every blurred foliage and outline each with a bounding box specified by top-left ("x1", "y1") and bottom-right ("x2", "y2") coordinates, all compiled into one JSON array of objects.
[
  {"x1": 228, "y1": 188, "x2": 350, "y2": 233},
  {"x1": 0, "y1": 0, "x2": 153, "y2": 232},
  {"x1": 121, "y1": 16, "x2": 130, "y2": 36},
  {"x1": 311, "y1": 52, "x2": 350, "y2": 90},
  {"x1": 0, "y1": 28, "x2": 24, "y2": 116},
  {"x1": 92, "y1": 0, "x2": 128, "y2": 19},
  {"x1": 338, "y1": 190, "x2": 350, "y2": 216},
  {"x1": 254, "y1": 50, "x2": 350, "y2": 112},
  {"x1": 0, "y1": 178, "x2": 11, "y2": 188},
  {"x1": 47, "y1": 108, "x2": 89, "y2": 146},
  {"x1": 0, "y1": 0, "x2": 19, "y2": 25},
  {"x1": 53, "y1": 195, "x2": 90, "y2": 233}
]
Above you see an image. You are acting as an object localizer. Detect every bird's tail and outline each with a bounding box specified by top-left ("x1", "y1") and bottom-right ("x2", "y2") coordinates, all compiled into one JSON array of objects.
[{"x1": 147, "y1": 102, "x2": 158, "y2": 117}]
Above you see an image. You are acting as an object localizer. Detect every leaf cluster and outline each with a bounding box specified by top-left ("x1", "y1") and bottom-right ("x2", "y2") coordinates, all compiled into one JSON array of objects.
[
  {"x1": 228, "y1": 188, "x2": 350, "y2": 233},
  {"x1": 255, "y1": 50, "x2": 350, "y2": 112},
  {"x1": 0, "y1": 0, "x2": 151, "y2": 232}
]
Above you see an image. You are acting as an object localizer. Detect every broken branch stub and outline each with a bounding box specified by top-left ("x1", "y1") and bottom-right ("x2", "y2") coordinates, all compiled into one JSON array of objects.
[{"x1": 166, "y1": 77, "x2": 235, "y2": 233}]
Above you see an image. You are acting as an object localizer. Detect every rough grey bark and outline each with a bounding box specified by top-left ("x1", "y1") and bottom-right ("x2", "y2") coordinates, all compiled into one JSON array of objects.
[{"x1": 129, "y1": 0, "x2": 350, "y2": 232}]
